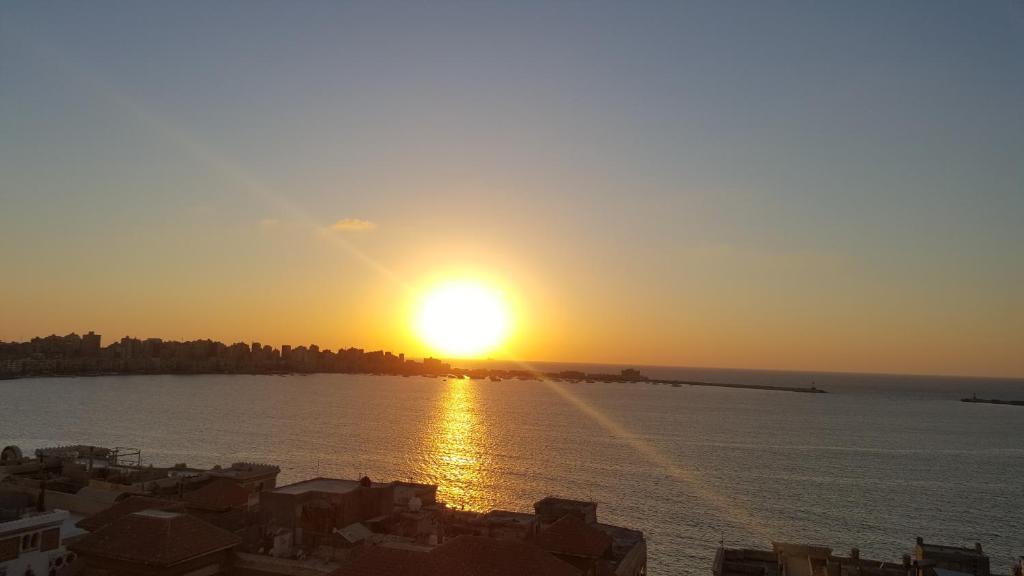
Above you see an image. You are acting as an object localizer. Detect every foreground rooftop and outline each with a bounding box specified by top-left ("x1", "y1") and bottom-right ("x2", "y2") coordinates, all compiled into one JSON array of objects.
[
  {"x1": 70, "y1": 509, "x2": 241, "y2": 567},
  {"x1": 336, "y1": 535, "x2": 581, "y2": 576},
  {"x1": 274, "y1": 478, "x2": 366, "y2": 496}
]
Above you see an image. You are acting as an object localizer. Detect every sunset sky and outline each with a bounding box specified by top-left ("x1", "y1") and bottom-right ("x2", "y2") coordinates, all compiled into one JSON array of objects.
[{"x1": 2, "y1": 2, "x2": 1022, "y2": 377}]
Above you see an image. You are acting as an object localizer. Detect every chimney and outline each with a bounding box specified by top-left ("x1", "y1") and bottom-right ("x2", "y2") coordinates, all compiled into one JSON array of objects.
[
  {"x1": 851, "y1": 548, "x2": 860, "y2": 561},
  {"x1": 974, "y1": 543, "x2": 982, "y2": 554},
  {"x1": 916, "y1": 537, "x2": 924, "y2": 546}
]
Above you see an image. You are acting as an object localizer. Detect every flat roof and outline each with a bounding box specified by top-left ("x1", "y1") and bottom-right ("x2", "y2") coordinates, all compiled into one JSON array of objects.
[
  {"x1": 484, "y1": 510, "x2": 537, "y2": 525},
  {"x1": 233, "y1": 552, "x2": 338, "y2": 576},
  {"x1": 597, "y1": 522, "x2": 645, "y2": 546},
  {"x1": 208, "y1": 463, "x2": 279, "y2": 479},
  {"x1": 935, "y1": 569, "x2": 975, "y2": 576},
  {"x1": 920, "y1": 543, "x2": 985, "y2": 556},
  {"x1": 535, "y1": 496, "x2": 594, "y2": 506},
  {"x1": 274, "y1": 478, "x2": 362, "y2": 495},
  {"x1": 62, "y1": 512, "x2": 88, "y2": 539},
  {"x1": 132, "y1": 509, "x2": 183, "y2": 519}
]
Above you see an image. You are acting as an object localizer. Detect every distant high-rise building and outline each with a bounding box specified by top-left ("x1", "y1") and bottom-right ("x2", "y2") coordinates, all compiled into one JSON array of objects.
[
  {"x1": 63, "y1": 333, "x2": 82, "y2": 356},
  {"x1": 142, "y1": 338, "x2": 162, "y2": 358},
  {"x1": 120, "y1": 336, "x2": 141, "y2": 360},
  {"x1": 82, "y1": 332, "x2": 101, "y2": 356}
]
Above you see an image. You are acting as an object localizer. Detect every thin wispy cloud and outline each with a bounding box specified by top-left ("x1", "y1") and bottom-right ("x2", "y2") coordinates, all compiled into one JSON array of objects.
[{"x1": 331, "y1": 218, "x2": 377, "y2": 232}]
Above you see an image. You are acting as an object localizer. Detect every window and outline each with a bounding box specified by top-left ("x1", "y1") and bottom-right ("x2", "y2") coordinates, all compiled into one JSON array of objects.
[{"x1": 20, "y1": 532, "x2": 39, "y2": 552}]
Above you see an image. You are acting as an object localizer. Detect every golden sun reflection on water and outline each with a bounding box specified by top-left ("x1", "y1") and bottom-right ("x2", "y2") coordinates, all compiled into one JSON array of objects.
[{"x1": 421, "y1": 379, "x2": 491, "y2": 511}]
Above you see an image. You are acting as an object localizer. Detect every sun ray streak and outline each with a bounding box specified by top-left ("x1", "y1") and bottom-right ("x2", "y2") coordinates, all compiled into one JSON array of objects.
[{"x1": 498, "y1": 354, "x2": 773, "y2": 543}]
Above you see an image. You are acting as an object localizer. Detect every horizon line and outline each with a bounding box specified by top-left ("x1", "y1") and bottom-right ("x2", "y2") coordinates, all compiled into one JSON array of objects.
[{"x1": 4, "y1": 330, "x2": 1020, "y2": 382}]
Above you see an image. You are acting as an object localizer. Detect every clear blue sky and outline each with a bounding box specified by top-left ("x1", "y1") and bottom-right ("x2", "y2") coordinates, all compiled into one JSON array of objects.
[{"x1": 2, "y1": 1, "x2": 1022, "y2": 376}]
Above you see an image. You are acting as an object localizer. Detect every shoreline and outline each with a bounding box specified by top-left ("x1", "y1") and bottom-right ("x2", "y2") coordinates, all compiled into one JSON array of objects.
[
  {"x1": 648, "y1": 378, "x2": 825, "y2": 394},
  {"x1": 0, "y1": 368, "x2": 827, "y2": 394},
  {"x1": 960, "y1": 396, "x2": 1024, "y2": 406}
]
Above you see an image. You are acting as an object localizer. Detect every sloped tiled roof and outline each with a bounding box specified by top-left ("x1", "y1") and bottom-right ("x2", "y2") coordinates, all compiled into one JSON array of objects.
[
  {"x1": 535, "y1": 514, "x2": 612, "y2": 559},
  {"x1": 186, "y1": 507, "x2": 248, "y2": 533},
  {"x1": 184, "y1": 478, "x2": 249, "y2": 511},
  {"x1": 70, "y1": 510, "x2": 241, "y2": 567},
  {"x1": 76, "y1": 495, "x2": 184, "y2": 532}
]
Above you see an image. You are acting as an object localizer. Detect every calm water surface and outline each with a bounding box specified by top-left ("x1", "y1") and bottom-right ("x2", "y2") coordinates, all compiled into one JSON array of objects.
[{"x1": 2, "y1": 368, "x2": 1022, "y2": 575}]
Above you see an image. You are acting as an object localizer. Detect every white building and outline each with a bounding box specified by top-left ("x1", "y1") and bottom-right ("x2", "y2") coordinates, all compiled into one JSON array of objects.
[{"x1": 0, "y1": 509, "x2": 74, "y2": 576}]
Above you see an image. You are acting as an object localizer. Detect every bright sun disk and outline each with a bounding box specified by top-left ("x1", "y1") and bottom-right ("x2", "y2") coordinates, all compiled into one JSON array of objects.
[{"x1": 415, "y1": 281, "x2": 510, "y2": 358}]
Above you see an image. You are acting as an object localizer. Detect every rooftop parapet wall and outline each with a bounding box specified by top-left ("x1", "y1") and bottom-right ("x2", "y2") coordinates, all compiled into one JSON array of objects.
[
  {"x1": 915, "y1": 536, "x2": 990, "y2": 576},
  {"x1": 716, "y1": 539, "x2": 1005, "y2": 576},
  {"x1": 534, "y1": 497, "x2": 598, "y2": 525}
]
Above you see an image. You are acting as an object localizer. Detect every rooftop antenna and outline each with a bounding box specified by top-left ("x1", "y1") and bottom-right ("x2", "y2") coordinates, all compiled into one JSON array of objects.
[{"x1": 37, "y1": 472, "x2": 47, "y2": 512}]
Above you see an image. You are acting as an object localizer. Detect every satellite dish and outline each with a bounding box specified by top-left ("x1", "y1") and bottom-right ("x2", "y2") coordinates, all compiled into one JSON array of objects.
[{"x1": 1, "y1": 446, "x2": 23, "y2": 464}]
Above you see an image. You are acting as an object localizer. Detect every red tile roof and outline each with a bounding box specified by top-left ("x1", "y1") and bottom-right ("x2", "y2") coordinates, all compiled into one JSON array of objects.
[
  {"x1": 184, "y1": 478, "x2": 250, "y2": 511},
  {"x1": 535, "y1": 514, "x2": 613, "y2": 559},
  {"x1": 70, "y1": 510, "x2": 241, "y2": 567},
  {"x1": 187, "y1": 507, "x2": 249, "y2": 532},
  {"x1": 75, "y1": 495, "x2": 184, "y2": 532}
]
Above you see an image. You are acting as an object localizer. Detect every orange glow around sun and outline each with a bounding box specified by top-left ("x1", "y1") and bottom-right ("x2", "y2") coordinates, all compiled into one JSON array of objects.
[{"x1": 414, "y1": 279, "x2": 511, "y2": 358}]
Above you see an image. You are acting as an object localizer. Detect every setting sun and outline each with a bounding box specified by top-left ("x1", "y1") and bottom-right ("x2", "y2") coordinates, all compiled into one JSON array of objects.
[{"x1": 414, "y1": 280, "x2": 511, "y2": 358}]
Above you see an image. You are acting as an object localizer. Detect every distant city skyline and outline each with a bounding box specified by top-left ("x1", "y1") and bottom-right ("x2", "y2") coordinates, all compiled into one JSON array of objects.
[
  {"x1": 2, "y1": 329, "x2": 1019, "y2": 382},
  {"x1": 2, "y1": 2, "x2": 1022, "y2": 378}
]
